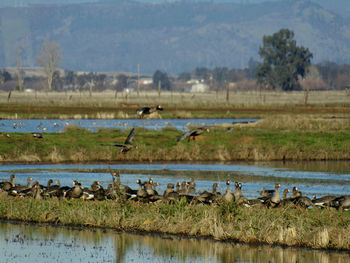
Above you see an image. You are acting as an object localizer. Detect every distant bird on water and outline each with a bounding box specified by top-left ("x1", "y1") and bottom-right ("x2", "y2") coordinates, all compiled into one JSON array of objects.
[
  {"x1": 177, "y1": 126, "x2": 210, "y2": 142},
  {"x1": 101, "y1": 128, "x2": 137, "y2": 154},
  {"x1": 136, "y1": 105, "x2": 163, "y2": 119}
]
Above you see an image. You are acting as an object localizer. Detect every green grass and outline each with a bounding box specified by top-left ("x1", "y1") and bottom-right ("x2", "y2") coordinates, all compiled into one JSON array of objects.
[{"x1": 0, "y1": 196, "x2": 350, "y2": 250}]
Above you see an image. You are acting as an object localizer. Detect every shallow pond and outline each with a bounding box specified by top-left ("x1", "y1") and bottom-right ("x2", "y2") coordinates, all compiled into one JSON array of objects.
[
  {"x1": 1, "y1": 221, "x2": 349, "y2": 263},
  {"x1": 1, "y1": 161, "x2": 350, "y2": 199},
  {"x1": 0, "y1": 118, "x2": 259, "y2": 133}
]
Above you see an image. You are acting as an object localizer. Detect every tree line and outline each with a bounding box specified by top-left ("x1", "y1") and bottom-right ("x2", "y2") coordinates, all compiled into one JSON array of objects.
[{"x1": 1, "y1": 29, "x2": 350, "y2": 92}]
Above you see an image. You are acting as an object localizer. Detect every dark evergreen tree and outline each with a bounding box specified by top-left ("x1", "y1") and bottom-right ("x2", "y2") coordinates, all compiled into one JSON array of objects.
[
  {"x1": 255, "y1": 29, "x2": 313, "y2": 91},
  {"x1": 153, "y1": 70, "x2": 171, "y2": 90}
]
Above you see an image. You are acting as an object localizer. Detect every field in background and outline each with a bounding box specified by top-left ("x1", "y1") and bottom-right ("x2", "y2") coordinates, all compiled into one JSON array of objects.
[{"x1": 1, "y1": 90, "x2": 350, "y2": 119}]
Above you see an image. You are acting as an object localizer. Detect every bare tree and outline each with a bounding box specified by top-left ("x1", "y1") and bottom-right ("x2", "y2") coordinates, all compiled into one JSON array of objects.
[{"x1": 36, "y1": 40, "x2": 61, "y2": 91}]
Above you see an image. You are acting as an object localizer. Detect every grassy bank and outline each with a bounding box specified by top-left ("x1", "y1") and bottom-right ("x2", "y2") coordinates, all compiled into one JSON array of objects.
[
  {"x1": 0, "y1": 196, "x2": 349, "y2": 251},
  {"x1": 1, "y1": 116, "x2": 350, "y2": 162}
]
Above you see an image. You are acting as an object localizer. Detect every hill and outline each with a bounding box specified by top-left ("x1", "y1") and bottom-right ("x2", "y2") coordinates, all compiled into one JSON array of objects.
[{"x1": 1, "y1": 0, "x2": 350, "y2": 73}]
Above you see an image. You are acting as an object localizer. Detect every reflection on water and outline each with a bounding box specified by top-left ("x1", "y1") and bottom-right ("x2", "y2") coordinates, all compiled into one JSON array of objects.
[{"x1": 1, "y1": 221, "x2": 349, "y2": 263}]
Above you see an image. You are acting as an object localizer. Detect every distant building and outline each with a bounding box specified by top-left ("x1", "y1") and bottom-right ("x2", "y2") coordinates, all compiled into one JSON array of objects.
[{"x1": 191, "y1": 83, "x2": 209, "y2": 93}]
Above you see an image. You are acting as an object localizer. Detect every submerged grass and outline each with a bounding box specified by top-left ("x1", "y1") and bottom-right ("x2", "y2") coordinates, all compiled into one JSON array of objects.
[
  {"x1": 1, "y1": 116, "x2": 350, "y2": 162},
  {"x1": 0, "y1": 196, "x2": 350, "y2": 250}
]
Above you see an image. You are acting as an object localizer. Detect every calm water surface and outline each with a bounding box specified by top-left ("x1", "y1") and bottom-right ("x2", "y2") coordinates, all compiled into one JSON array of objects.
[{"x1": 1, "y1": 221, "x2": 349, "y2": 263}]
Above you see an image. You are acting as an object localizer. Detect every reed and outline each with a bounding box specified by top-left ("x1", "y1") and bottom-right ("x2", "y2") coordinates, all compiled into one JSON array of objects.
[{"x1": 0, "y1": 196, "x2": 349, "y2": 250}]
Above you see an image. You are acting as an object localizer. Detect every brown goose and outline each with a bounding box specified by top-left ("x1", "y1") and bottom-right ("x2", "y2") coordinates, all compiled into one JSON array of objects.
[
  {"x1": 177, "y1": 126, "x2": 210, "y2": 142},
  {"x1": 264, "y1": 183, "x2": 281, "y2": 208},
  {"x1": 292, "y1": 189, "x2": 314, "y2": 209},
  {"x1": 195, "y1": 183, "x2": 220, "y2": 205},
  {"x1": 330, "y1": 195, "x2": 350, "y2": 212},
  {"x1": 10, "y1": 177, "x2": 33, "y2": 196},
  {"x1": 65, "y1": 180, "x2": 84, "y2": 199},
  {"x1": 0, "y1": 174, "x2": 16, "y2": 191},
  {"x1": 101, "y1": 128, "x2": 137, "y2": 154},
  {"x1": 136, "y1": 179, "x2": 148, "y2": 200},
  {"x1": 312, "y1": 195, "x2": 337, "y2": 208},
  {"x1": 187, "y1": 178, "x2": 196, "y2": 195},
  {"x1": 278, "y1": 189, "x2": 295, "y2": 207},
  {"x1": 31, "y1": 181, "x2": 42, "y2": 200},
  {"x1": 223, "y1": 180, "x2": 234, "y2": 202},
  {"x1": 163, "y1": 183, "x2": 175, "y2": 197}
]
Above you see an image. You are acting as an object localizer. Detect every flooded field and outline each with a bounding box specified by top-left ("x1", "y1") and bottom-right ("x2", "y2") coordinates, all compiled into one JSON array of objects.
[
  {"x1": 1, "y1": 221, "x2": 350, "y2": 263},
  {"x1": 0, "y1": 118, "x2": 259, "y2": 133}
]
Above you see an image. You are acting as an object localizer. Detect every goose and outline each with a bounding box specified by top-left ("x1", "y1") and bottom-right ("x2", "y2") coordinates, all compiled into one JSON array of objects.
[
  {"x1": 136, "y1": 105, "x2": 163, "y2": 119},
  {"x1": 65, "y1": 180, "x2": 84, "y2": 199},
  {"x1": 9, "y1": 177, "x2": 33, "y2": 197},
  {"x1": 292, "y1": 190, "x2": 314, "y2": 209},
  {"x1": 0, "y1": 174, "x2": 16, "y2": 191},
  {"x1": 32, "y1": 181, "x2": 43, "y2": 200},
  {"x1": 264, "y1": 183, "x2": 281, "y2": 208},
  {"x1": 136, "y1": 179, "x2": 148, "y2": 200},
  {"x1": 233, "y1": 182, "x2": 244, "y2": 202},
  {"x1": 330, "y1": 195, "x2": 350, "y2": 211},
  {"x1": 195, "y1": 183, "x2": 220, "y2": 205},
  {"x1": 223, "y1": 180, "x2": 234, "y2": 202},
  {"x1": 187, "y1": 178, "x2": 196, "y2": 195},
  {"x1": 177, "y1": 126, "x2": 210, "y2": 142},
  {"x1": 278, "y1": 189, "x2": 295, "y2": 207},
  {"x1": 163, "y1": 183, "x2": 175, "y2": 198},
  {"x1": 110, "y1": 171, "x2": 135, "y2": 197},
  {"x1": 234, "y1": 182, "x2": 248, "y2": 205},
  {"x1": 312, "y1": 195, "x2": 337, "y2": 208},
  {"x1": 101, "y1": 128, "x2": 137, "y2": 154}
]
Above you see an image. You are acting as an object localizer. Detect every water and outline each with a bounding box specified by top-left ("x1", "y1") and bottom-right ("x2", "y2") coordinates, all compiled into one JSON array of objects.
[
  {"x1": 1, "y1": 221, "x2": 349, "y2": 263},
  {"x1": 0, "y1": 118, "x2": 259, "y2": 133},
  {"x1": 1, "y1": 161, "x2": 350, "y2": 199}
]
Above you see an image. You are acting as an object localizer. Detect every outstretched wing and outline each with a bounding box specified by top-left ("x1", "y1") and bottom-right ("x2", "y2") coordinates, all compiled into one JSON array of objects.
[
  {"x1": 100, "y1": 143, "x2": 126, "y2": 148},
  {"x1": 124, "y1": 128, "x2": 135, "y2": 144},
  {"x1": 177, "y1": 130, "x2": 194, "y2": 142}
]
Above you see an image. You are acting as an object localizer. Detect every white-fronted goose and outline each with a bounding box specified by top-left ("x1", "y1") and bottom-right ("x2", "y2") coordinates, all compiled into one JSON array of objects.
[
  {"x1": 101, "y1": 128, "x2": 137, "y2": 154},
  {"x1": 195, "y1": 183, "x2": 220, "y2": 205},
  {"x1": 312, "y1": 195, "x2": 337, "y2": 208},
  {"x1": 0, "y1": 174, "x2": 16, "y2": 191},
  {"x1": 330, "y1": 195, "x2": 350, "y2": 211},
  {"x1": 177, "y1": 126, "x2": 210, "y2": 142},
  {"x1": 65, "y1": 180, "x2": 84, "y2": 199},
  {"x1": 223, "y1": 180, "x2": 234, "y2": 202},
  {"x1": 187, "y1": 178, "x2": 196, "y2": 195},
  {"x1": 264, "y1": 183, "x2": 281, "y2": 208}
]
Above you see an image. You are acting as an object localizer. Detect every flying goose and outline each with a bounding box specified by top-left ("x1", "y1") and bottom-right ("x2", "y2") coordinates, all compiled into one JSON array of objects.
[
  {"x1": 177, "y1": 126, "x2": 210, "y2": 142},
  {"x1": 136, "y1": 105, "x2": 163, "y2": 119},
  {"x1": 101, "y1": 128, "x2": 137, "y2": 154}
]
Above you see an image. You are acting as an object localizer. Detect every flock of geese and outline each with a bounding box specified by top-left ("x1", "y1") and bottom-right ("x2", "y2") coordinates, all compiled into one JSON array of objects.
[{"x1": 1, "y1": 172, "x2": 349, "y2": 212}]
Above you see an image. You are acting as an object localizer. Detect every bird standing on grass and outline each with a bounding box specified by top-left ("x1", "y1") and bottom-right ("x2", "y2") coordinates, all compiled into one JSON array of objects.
[
  {"x1": 177, "y1": 126, "x2": 210, "y2": 142},
  {"x1": 136, "y1": 105, "x2": 163, "y2": 119},
  {"x1": 101, "y1": 128, "x2": 137, "y2": 154}
]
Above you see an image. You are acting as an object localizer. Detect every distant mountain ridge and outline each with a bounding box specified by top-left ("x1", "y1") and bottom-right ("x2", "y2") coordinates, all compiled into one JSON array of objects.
[{"x1": 1, "y1": 0, "x2": 350, "y2": 73}]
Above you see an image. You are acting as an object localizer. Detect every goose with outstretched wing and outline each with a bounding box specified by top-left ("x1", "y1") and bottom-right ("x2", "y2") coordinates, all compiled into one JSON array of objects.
[
  {"x1": 101, "y1": 128, "x2": 137, "y2": 154},
  {"x1": 177, "y1": 126, "x2": 210, "y2": 142}
]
